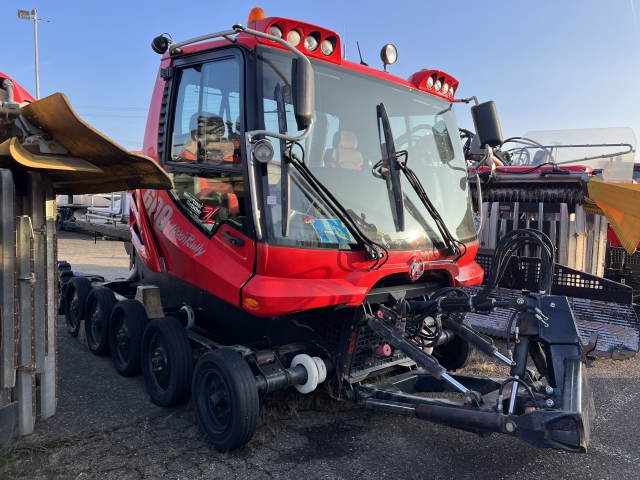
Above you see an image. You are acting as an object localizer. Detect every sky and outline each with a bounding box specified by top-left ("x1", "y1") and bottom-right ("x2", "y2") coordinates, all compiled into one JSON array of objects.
[{"x1": 2, "y1": 0, "x2": 640, "y2": 151}]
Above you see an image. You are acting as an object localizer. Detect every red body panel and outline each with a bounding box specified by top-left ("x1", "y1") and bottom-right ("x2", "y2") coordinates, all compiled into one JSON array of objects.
[
  {"x1": 136, "y1": 16, "x2": 484, "y2": 318},
  {"x1": 135, "y1": 189, "x2": 256, "y2": 308},
  {"x1": 242, "y1": 242, "x2": 482, "y2": 317},
  {"x1": 0, "y1": 72, "x2": 35, "y2": 104}
]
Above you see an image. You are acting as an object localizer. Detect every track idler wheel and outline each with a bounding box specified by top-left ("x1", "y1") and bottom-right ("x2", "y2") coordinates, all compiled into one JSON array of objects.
[
  {"x1": 85, "y1": 287, "x2": 118, "y2": 355},
  {"x1": 109, "y1": 299, "x2": 148, "y2": 377},
  {"x1": 192, "y1": 349, "x2": 259, "y2": 453},
  {"x1": 142, "y1": 317, "x2": 193, "y2": 407},
  {"x1": 64, "y1": 276, "x2": 92, "y2": 338}
]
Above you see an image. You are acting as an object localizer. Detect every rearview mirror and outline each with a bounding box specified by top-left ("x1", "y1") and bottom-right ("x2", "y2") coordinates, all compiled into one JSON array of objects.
[
  {"x1": 293, "y1": 58, "x2": 315, "y2": 131},
  {"x1": 471, "y1": 101, "x2": 503, "y2": 148}
]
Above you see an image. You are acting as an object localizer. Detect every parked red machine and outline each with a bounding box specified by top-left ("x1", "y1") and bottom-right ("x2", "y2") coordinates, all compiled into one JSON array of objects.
[{"x1": 59, "y1": 8, "x2": 594, "y2": 453}]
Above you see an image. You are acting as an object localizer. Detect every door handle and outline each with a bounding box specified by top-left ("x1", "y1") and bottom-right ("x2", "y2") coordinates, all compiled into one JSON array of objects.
[{"x1": 222, "y1": 230, "x2": 245, "y2": 247}]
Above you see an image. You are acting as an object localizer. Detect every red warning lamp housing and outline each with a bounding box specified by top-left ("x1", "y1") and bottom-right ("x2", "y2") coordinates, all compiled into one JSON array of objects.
[
  {"x1": 247, "y1": 17, "x2": 342, "y2": 65},
  {"x1": 408, "y1": 69, "x2": 459, "y2": 101}
]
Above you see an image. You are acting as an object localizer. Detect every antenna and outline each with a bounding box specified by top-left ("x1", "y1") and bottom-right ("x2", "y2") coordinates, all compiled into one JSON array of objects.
[
  {"x1": 357, "y1": 41, "x2": 368, "y2": 66},
  {"x1": 338, "y1": 0, "x2": 347, "y2": 58}
]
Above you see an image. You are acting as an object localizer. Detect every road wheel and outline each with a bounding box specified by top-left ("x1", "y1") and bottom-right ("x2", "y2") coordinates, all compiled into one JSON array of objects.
[
  {"x1": 85, "y1": 287, "x2": 118, "y2": 355},
  {"x1": 433, "y1": 315, "x2": 476, "y2": 371},
  {"x1": 64, "y1": 277, "x2": 92, "y2": 338},
  {"x1": 142, "y1": 317, "x2": 193, "y2": 407},
  {"x1": 109, "y1": 299, "x2": 148, "y2": 377},
  {"x1": 192, "y1": 349, "x2": 259, "y2": 453}
]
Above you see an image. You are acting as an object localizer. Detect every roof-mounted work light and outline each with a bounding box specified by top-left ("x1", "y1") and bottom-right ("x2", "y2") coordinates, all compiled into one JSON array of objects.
[{"x1": 380, "y1": 44, "x2": 397, "y2": 72}]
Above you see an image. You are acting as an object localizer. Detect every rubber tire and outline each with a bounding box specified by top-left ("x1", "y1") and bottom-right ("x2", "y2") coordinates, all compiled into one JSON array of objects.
[
  {"x1": 433, "y1": 315, "x2": 476, "y2": 371},
  {"x1": 85, "y1": 287, "x2": 118, "y2": 356},
  {"x1": 64, "y1": 276, "x2": 92, "y2": 338},
  {"x1": 192, "y1": 349, "x2": 259, "y2": 453},
  {"x1": 109, "y1": 299, "x2": 148, "y2": 377},
  {"x1": 142, "y1": 317, "x2": 193, "y2": 407}
]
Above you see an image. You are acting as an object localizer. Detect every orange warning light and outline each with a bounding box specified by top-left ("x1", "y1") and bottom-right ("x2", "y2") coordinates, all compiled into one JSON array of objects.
[{"x1": 247, "y1": 7, "x2": 266, "y2": 25}]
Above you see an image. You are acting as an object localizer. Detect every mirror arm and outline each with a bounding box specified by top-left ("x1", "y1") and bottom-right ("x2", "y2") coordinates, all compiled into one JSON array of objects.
[{"x1": 246, "y1": 126, "x2": 311, "y2": 144}]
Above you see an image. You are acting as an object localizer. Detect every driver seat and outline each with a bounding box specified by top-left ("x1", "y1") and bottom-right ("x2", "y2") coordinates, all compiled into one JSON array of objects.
[{"x1": 323, "y1": 131, "x2": 363, "y2": 170}]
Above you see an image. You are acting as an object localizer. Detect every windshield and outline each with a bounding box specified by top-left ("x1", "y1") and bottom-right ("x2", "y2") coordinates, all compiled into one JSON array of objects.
[
  {"x1": 505, "y1": 128, "x2": 637, "y2": 180},
  {"x1": 257, "y1": 48, "x2": 475, "y2": 251}
]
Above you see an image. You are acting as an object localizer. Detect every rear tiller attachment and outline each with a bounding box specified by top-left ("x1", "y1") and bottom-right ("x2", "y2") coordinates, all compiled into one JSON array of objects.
[{"x1": 358, "y1": 229, "x2": 595, "y2": 452}]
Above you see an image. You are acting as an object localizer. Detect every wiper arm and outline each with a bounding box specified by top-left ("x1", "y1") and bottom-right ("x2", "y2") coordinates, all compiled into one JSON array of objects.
[
  {"x1": 397, "y1": 153, "x2": 462, "y2": 257},
  {"x1": 377, "y1": 102, "x2": 462, "y2": 258},
  {"x1": 275, "y1": 83, "x2": 291, "y2": 237},
  {"x1": 283, "y1": 144, "x2": 389, "y2": 270},
  {"x1": 377, "y1": 103, "x2": 405, "y2": 232}
]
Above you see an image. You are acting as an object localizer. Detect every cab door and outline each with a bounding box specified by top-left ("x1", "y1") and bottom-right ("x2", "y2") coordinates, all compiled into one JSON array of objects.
[{"x1": 148, "y1": 50, "x2": 255, "y2": 308}]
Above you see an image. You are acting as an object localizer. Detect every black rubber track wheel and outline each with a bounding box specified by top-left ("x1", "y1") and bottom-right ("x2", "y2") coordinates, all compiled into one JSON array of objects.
[
  {"x1": 192, "y1": 349, "x2": 259, "y2": 453},
  {"x1": 109, "y1": 299, "x2": 148, "y2": 377},
  {"x1": 85, "y1": 287, "x2": 118, "y2": 356},
  {"x1": 142, "y1": 317, "x2": 193, "y2": 407},
  {"x1": 433, "y1": 315, "x2": 476, "y2": 371},
  {"x1": 64, "y1": 276, "x2": 92, "y2": 338}
]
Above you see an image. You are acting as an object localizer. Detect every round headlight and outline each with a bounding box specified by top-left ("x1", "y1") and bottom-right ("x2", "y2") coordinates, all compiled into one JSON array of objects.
[
  {"x1": 287, "y1": 30, "x2": 301, "y2": 47},
  {"x1": 321, "y1": 39, "x2": 334, "y2": 56},
  {"x1": 434, "y1": 79, "x2": 442, "y2": 92},
  {"x1": 304, "y1": 35, "x2": 319, "y2": 51},
  {"x1": 268, "y1": 25, "x2": 283, "y2": 38},
  {"x1": 380, "y1": 44, "x2": 398, "y2": 66},
  {"x1": 442, "y1": 82, "x2": 450, "y2": 95},
  {"x1": 448, "y1": 88, "x2": 454, "y2": 98},
  {"x1": 253, "y1": 139, "x2": 274, "y2": 163},
  {"x1": 425, "y1": 76, "x2": 434, "y2": 89}
]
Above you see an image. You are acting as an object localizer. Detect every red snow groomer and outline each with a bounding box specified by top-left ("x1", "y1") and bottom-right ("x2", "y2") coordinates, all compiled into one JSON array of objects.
[{"x1": 60, "y1": 9, "x2": 594, "y2": 453}]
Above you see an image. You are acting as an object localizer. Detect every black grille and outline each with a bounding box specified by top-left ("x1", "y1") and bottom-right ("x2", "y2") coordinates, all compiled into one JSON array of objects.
[
  {"x1": 350, "y1": 324, "x2": 406, "y2": 375},
  {"x1": 315, "y1": 323, "x2": 342, "y2": 347},
  {"x1": 609, "y1": 247, "x2": 640, "y2": 269},
  {"x1": 157, "y1": 81, "x2": 170, "y2": 161}
]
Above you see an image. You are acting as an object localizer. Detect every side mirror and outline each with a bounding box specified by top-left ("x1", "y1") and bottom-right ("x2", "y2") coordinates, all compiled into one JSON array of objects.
[
  {"x1": 471, "y1": 101, "x2": 503, "y2": 148},
  {"x1": 293, "y1": 58, "x2": 315, "y2": 131}
]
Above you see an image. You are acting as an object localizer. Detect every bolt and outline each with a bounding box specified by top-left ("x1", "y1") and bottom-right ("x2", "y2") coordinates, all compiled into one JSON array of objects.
[
  {"x1": 550, "y1": 302, "x2": 556, "y2": 308},
  {"x1": 516, "y1": 298, "x2": 525, "y2": 306},
  {"x1": 505, "y1": 421, "x2": 516, "y2": 433},
  {"x1": 545, "y1": 398, "x2": 555, "y2": 408},
  {"x1": 545, "y1": 386, "x2": 554, "y2": 395}
]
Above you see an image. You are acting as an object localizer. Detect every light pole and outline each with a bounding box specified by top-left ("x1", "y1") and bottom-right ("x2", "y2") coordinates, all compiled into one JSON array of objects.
[{"x1": 17, "y1": 8, "x2": 49, "y2": 100}]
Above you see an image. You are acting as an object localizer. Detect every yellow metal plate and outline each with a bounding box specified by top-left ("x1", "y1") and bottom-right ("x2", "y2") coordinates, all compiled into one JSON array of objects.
[
  {"x1": 588, "y1": 177, "x2": 640, "y2": 254},
  {"x1": 17, "y1": 93, "x2": 173, "y2": 194},
  {"x1": 0, "y1": 138, "x2": 103, "y2": 172}
]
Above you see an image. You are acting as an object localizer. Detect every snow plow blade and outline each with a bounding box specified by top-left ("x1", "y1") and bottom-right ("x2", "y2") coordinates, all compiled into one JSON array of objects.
[{"x1": 0, "y1": 92, "x2": 172, "y2": 194}]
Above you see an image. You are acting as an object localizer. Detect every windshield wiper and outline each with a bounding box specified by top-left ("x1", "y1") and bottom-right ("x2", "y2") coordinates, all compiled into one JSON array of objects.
[
  {"x1": 377, "y1": 102, "x2": 462, "y2": 258},
  {"x1": 283, "y1": 144, "x2": 389, "y2": 270},
  {"x1": 275, "y1": 83, "x2": 291, "y2": 237},
  {"x1": 377, "y1": 103, "x2": 405, "y2": 232}
]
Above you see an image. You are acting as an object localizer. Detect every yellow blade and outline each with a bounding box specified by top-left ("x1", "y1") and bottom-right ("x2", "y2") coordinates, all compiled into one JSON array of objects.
[
  {"x1": 587, "y1": 177, "x2": 640, "y2": 254},
  {"x1": 3, "y1": 138, "x2": 103, "y2": 172},
  {"x1": 18, "y1": 93, "x2": 173, "y2": 194}
]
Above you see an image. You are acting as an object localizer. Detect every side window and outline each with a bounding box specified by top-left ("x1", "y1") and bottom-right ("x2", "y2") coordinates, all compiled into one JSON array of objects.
[
  {"x1": 168, "y1": 58, "x2": 247, "y2": 235},
  {"x1": 170, "y1": 59, "x2": 241, "y2": 167}
]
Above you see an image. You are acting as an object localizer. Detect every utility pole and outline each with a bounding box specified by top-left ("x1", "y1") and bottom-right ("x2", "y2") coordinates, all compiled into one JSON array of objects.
[{"x1": 17, "y1": 8, "x2": 49, "y2": 100}]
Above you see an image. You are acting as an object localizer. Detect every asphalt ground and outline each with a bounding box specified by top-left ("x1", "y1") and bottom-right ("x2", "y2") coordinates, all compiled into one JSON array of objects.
[{"x1": 1, "y1": 230, "x2": 639, "y2": 479}]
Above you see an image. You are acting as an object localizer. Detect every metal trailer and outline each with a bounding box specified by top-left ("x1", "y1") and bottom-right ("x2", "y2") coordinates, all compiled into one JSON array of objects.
[
  {"x1": 56, "y1": 191, "x2": 131, "y2": 241},
  {"x1": 0, "y1": 170, "x2": 58, "y2": 444}
]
